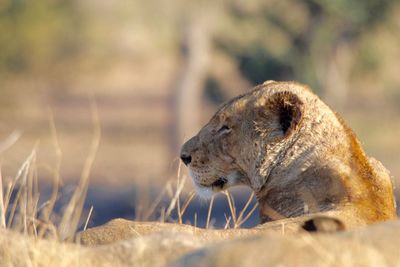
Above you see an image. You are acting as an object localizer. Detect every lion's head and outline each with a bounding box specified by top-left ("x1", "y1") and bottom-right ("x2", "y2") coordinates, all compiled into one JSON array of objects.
[
  {"x1": 181, "y1": 80, "x2": 396, "y2": 223},
  {"x1": 180, "y1": 81, "x2": 305, "y2": 197}
]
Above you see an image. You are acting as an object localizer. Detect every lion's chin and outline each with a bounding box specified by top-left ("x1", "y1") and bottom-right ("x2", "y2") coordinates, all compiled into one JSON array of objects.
[
  {"x1": 192, "y1": 182, "x2": 215, "y2": 199},
  {"x1": 189, "y1": 169, "x2": 244, "y2": 199},
  {"x1": 188, "y1": 169, "x2": 220, "y2": 199},
  {"x1": 192, "y1": 178, "x2": 229, "y2": 199}
]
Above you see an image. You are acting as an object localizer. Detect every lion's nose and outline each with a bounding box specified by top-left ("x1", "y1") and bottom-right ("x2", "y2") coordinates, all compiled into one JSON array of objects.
[{"x1": 180, "y1": 153, "x2": 192, "y2": 166}]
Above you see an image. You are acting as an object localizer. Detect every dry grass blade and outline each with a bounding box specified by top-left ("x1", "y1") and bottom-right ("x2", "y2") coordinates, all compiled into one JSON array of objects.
[
  {"x1": 206, "y1": 195, "x2": 215, "y2": 229},
  {"x1": 165, "y1": 175, "x2": 186, "y2": 220},
  {"x1": 39, "y1": 110, "x2": 62, "y2": 238},
  {"x1": 6, "y1": 147, "x2": 36, "y2": 229},
  {"x1": 83, "y1": 206, "x2": 94, "y2": 231},
  {"x1": 179, "y1": 191, "x2": 195, "y2": 222},
  {"x1": 236, "y1": 192, "x2": 255, "y2": 223},
  {"x1": 223, "y1": 190, "x2": 237, "y2": 227},
  {"x1": 236, "y1": 202, "x2": 258, "y2": 228},
  {"x1": 0, "y1": 130, "x2": 21, "y2": 155},
  {"x1": 159, "y1": 207, "x2": 166, "y2": 223},
  {"x1": 25, "y1": 151, "x2": 39, "y2": 236},
  {"x1": 142, "y1": 160, "x2": 194, "y2": 223},
  {"x1": 141, "y1": 185, "x2": 168, "y2": 220},
  {"x1": 3, "y1": 180, "x2": 13, "y2": 219},
  {"x1": 0, "y1": 131, "x2": 21, "y2": 229},
  {"x1": 0, "y1": 166, "x2": 5, "y2": 228},
  {"x1": 263, "y1": 204, "x2": 286, "y2": 221},
  {"x1": 128, "y1": 225, "x2": 142, "y2": 237},
  {"x1": 235, "y1": 192, "x2": 259, "y2": 228},
  {"x1": 165, "y1": 180, "x2": 174, "y2": 198},
  {"x1": 0, "y1": 131, "x2": 21, "y2": 228},
  {"x1": 58, "y1": 98, "x2": 101, "y2": 241},
  {"x1": 222, "y1": 190, "x2": 259, "y2": 228},
  {"x1": 176, "y1": 161, "x2": 182, "y2": 223},
  {"x1": 224, "y1": 214, "x2": 232, "y2": 229}
]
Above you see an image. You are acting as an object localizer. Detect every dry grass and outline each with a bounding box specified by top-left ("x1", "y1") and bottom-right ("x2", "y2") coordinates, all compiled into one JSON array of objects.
[
  {"x1": 58, "y1": 99, "x2": 101, "y2": 241},
  {"x1": 223, "y1": 190, "x2": 259, "y2": 229},
  {"x1": 140, "y1": 162, "x2": 259, "y2": 229},
  {"x1": 0, "y1": 99, "x2": 100, "y2": 243},
  {"x1": 0, "y1": 106, "x2": 259, "y2": 256}
]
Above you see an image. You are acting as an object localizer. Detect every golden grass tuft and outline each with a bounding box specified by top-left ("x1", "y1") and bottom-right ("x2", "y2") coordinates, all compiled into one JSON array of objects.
[
  {"x1": 0, "y1": 99, "x2": 100, "y2": 242},
  {"x1": 0, "y1": 102, "x2": 259, "y2": 254}
]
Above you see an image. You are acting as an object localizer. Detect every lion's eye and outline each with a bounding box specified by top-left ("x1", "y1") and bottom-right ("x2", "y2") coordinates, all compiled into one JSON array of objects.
[{"x1": 217, "y1": 125, "x2": 231, "y2": 134}]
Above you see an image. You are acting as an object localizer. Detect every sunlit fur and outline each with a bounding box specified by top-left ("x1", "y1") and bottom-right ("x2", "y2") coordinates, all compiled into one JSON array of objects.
[{"x1": 181, "y1": 80, "x2": 397, "y2": 226}]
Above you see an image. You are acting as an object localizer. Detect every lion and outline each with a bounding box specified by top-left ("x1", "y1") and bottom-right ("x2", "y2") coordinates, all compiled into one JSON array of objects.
[
  {"x1": 180, "y1": 80, "x2": 397, "y2": 226},
  {"x1": 78, "y1": 80, "x2": 395, "y2": 247}
]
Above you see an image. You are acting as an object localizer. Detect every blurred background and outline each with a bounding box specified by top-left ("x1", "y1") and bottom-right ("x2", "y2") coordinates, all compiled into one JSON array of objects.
[{"x1": 0, "y1": 0, "x2": 400, "y2": 228}]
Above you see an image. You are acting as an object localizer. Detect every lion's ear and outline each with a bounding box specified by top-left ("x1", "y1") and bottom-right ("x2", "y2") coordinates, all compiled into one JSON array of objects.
[{"x1": 257, "y1": 91, "x2": 303, "y2": 137}]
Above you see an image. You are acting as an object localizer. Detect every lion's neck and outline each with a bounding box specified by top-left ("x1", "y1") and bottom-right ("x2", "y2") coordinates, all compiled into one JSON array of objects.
[
  {"x1": 255, "y1": 156, "x2": 349, "y2": 222},
  {"x1": 253, "y1": 120, "x2": 396, "y2": 224}
]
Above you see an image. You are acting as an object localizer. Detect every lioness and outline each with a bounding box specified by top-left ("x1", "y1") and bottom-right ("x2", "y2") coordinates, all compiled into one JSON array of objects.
[
  {"x1": 79, "y1": 81, "x2": 396, "y2": 246},
  {"x1": 180, "y1": 80, "x2": 396, "y2": 225}
]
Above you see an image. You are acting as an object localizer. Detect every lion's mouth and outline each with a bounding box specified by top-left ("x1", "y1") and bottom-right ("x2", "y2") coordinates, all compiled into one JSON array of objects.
[
  {"x1": 200, "y1": 177, "x2": 228, "y2": 190},
  {"x1": 211, "y1": 178, "x2": 227, "y2": 188}
]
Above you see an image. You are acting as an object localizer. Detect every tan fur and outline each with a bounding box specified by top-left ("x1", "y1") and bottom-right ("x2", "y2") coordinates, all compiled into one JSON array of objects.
[
  {"x1": 78, "y1": 214, "x2": 346, "y2": 246},
  {"x1": 2, "y1": 214, "x2": 351, "y2": 266},
  {"x1": 181, "y1": 80, "x2": 397, "y2": 225},
  {"x1": 3, "y1": 218, "x2": 400, "y2": 266},
  {"x1": 173, "y1": 219, "x2": 400, "y2": 267}
]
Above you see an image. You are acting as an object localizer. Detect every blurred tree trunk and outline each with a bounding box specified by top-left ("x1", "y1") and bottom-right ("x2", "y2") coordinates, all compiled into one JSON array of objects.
[{"x1": 170, "y1": 15, "x2": 212, "y2": 159}]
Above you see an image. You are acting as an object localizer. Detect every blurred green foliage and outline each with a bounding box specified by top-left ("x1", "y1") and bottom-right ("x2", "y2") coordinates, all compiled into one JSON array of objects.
[
  {"x1": 0, "y1": 0, "x2": 398, "y2": 98},
  {"x1": 0, "y1": 0, "x2": 399, "y2": 205},
  {"x1": 215, "y1": 0, "x2": 395, "y2": 91},
  {"x1": 0, "y1": 0, "x2": 83, "y2": 75}
]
